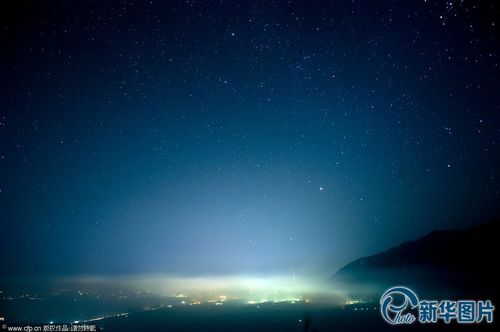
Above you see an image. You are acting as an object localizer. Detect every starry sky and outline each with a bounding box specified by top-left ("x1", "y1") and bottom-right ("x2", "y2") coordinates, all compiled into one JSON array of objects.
[{"x1": 0, "y1": 0, "x2": 499, "y2": 278}]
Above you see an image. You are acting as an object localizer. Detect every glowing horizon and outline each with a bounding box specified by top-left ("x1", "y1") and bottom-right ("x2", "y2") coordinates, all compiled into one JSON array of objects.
[{"x1": 49, "y1": 273, "x2": 349, "y2": 304}]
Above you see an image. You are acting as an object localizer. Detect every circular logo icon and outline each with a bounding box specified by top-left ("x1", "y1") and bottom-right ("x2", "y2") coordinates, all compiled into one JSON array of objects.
[{"x1": 380, "y1": 286, "x2": 419, "y2": 324}]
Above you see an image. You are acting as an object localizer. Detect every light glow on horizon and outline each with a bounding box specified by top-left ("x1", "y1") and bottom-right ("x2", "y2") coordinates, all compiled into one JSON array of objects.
[{"x1": 56, "y1": 274, "x2": 346, "y2": 304}]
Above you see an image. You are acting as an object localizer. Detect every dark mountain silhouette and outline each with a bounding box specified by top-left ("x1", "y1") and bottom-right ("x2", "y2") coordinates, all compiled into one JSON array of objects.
[{"x1": 330, "y1": 220, "x2": 499, "y2": 299}]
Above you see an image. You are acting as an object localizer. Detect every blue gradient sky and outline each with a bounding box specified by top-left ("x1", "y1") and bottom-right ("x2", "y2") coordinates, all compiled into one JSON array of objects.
[{"x1": 1, "y1": 0, "x2": 499, "y2": 278}]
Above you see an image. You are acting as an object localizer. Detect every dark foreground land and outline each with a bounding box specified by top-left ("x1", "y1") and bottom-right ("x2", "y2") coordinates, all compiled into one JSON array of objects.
[
  {"x1": 1, "y1": 298, "x2": 497, "y2": 331},
  {"x1": 96, "y1": 303, "x2": 497, "y2": 332}
]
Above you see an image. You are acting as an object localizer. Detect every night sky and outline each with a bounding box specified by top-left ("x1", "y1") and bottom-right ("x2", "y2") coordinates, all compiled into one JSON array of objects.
[{"x1": 1, "y1": 0, "x2": 499, "y2": 278}]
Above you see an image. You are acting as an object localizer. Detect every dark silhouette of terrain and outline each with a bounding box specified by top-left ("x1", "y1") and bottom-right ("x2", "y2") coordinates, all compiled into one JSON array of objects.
[{"x1": 330, "y1": 220, "x2": 499, "y2": 300}]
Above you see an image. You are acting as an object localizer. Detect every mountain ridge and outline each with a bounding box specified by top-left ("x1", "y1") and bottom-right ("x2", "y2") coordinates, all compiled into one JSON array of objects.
[{"x1": 330, "y1": 220, "x2": 499, "y2": 298}]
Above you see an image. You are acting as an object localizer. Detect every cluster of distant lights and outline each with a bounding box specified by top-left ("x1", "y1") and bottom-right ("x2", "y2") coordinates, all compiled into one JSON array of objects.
[
  {"x1": 345, "y1": 299, "x2": 378, "y2": 311},
  {"x1": 63, "y1": 294, "x2": 307, "y2": 324},
  {"x1": 44, "y1": 297, "x2": 375, "y2": 324},
  {"x1": 172, "y1": 294, "x2": 305, "y2": 307}
]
